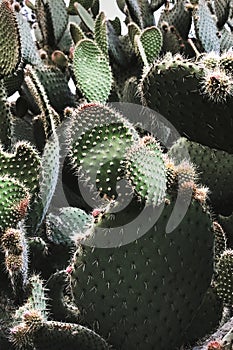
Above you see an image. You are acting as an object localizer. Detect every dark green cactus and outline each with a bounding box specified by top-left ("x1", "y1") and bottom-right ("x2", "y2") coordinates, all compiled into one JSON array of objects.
[
  {"x1": 140, "y1": 54, "x2": 233, "y2": 153},
  {"x1": 69, "y1": 196, "x2": 214, "y2": 350}
]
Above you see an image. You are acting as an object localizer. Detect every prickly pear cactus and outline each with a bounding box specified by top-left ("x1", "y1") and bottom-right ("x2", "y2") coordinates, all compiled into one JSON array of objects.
[
  {"x1": 1, "y1": 0, "x2": 233, "y2": 349},
  {"x1": 69, "y1": 196, "x2": 213, "y2": 349}
]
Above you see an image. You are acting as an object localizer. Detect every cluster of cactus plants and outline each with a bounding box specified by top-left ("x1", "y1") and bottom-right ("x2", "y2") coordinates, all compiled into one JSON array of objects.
[{"x1": 2, "y1": 0, "x2": 233, "y2": 349}]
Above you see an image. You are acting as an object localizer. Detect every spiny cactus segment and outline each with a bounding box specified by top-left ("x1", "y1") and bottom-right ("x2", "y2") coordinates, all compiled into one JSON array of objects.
[
  {"x1": 0, "y1": 141, "x2": 40, "y2": 194},
  {"x1": 94, "y1": 12, "x2": 108, "y2": 57},
  {"x1": 215, "y1": 250, "x2": 233, "y2": 306},
  {"x1": 125, "y1": 136, "x2": 167, "y2": 205},
  {"x1": 67, "y1": 103, "x2": 139, "y2": 199},
  {"x1": 0, "y1": 175, "x2": 30, "y2": 232},
  {"x1": 73, "y1": 39, "x2": 112, "y2": 102},
  {"x1": 0, "y1": 0, "x2": 21, "y2": 77},
  {"x1": 0, "y1": 80, "x2": 13, "y2": 148},
  {"x1": 10, "y1": 274, "x2": 109, "y2": 350},
  {"x1": 1, "y1": 226, "x2": 29, "y2": 295},
  {"x1": 35, "y1": 0, "x2": 68, "y2": 48}
]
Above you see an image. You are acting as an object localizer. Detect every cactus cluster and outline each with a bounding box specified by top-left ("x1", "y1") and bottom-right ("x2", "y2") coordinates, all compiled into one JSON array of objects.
[{"x1": 1, "y1": 0, "x2": 233, "y2": 349}]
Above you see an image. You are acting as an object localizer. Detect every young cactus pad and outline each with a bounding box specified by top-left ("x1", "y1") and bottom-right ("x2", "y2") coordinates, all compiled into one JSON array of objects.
[
  {"x1": 67, "y1": 103, "x2": 139, "y2": 199},
  {"x1": 73, "y1": 39, "x2": 113, "y2": 102}
]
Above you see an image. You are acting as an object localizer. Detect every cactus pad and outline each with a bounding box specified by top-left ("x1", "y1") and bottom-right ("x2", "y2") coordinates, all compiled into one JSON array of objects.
[
  {"x1": 138, "y1": 26, "x2": 163, "y2": 65},
  {"x1": 215, "y1": 250, "x2": 233, "y2": 306},
  {"x1": 0, "y1": 141, "x2": 40, "y2": 194},
  {"x1": 0, "y1": 0, "x2": 21, "y2": 77},
  {"x1": 140, "y1": 55, "x2": 233, "y2": 153},
  {"x1": 125, "y1": 136, "x2": 167, "y2": 206},
  {"x1": 0, "y1": 176, "x2": 30, "y2": 231},
  {"x1": 73, "y1": 39, "x2": 112, "y2": 102},
  {"x1": 70, "y1": 198, "x2": 214, "y2": 349},
  {"x1": 94, "y1": 12, "x2": 108, "y2": 57},
  {"x1": 35, "y1": 0, "x2": 68, "y2": 47},
  {"x1": 68, "y1": 103, "x2": 139, "y2": 199},
  {"x1": 194, "y1": 0, "x2": 220, "y2": 53}
]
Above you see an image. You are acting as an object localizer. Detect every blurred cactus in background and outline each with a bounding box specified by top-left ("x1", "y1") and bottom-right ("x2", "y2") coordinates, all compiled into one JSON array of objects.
[{"x1": 1, "y1": 0, "x2": 233, "y2": 349}]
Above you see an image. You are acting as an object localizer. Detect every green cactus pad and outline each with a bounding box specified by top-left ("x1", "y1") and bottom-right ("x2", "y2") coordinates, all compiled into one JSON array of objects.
[
  {"x1": 122, "y1": 76, "x2": 141, "y2": 103},
  {"x1": 150, "y1": 0, "x2": 167, "y2": 12},
  {"x1": 168, "y1": 137, "x2": 233, "y2": 214},
  {"x1": 214, "y1": 0, "x2": 230, "y2": 28},
  {"x1": 140, "y1": 55, "x2": 233, "y2": 153},
  {"x1": 35, "y1": 321, "x2": 110, "y2": 350},
  {"x1": 91, "y1": 0, "x2": 100, "y2": 18},
  {"x1": 3, "y1": 69, "x2": 24, "y2": 98},
  {"x1": 94, "y1": 12, "x2": 108, "y2": 57},
  {"x1": 128, "y1": 22, "x2": 141, "y2": 47},
  {"x1": 213, "y1": 222, "x2": 227, "y2": 269},
  {"x1": 70, "y1": 22, "x2": 85, "y2": 45},
  {"x1": 194, "y1": 0, "x2": 220, "y2": 53},
  {"x1": 0, "y1": 141, "x2": 40, "y2": 195},
  {"x1": 32, "y1": 65, "x2": 76, "y2": 115},
  {"x1": 19, "y1": 113, "x2": 58, "y2": 233},
  {"x1": 0, "y1": 0, "x2": 21, "y2": 77},
  {"x1": 138, "y1": 26, "x2": 163, "y2": 65},
  {"x1": 37, "y1": 125, "x2": 60, "y2": 229},
  {"x1": 109, "y1": 17, "x2": 121, "y2": 36},
  {"x1": 68, "y1": 0, "x2": 94, "y2": 14},
  {"x1": 125, "y1": 0, "x2": 155, "y2": 29},
  {"x1": 218, "y1": 212, "x2": 233, "y2": 248},
  {"x1": 15, "y1": 274, "x2": 48, "y2": 322},
  {"x1": 24, "y1": 65, "x2": 60, "y2": 138},
  {"x1": 184, "y1": 286, "x2": 223, "y2": 344},
  {"x1": 74, "y1": 2, "x2": 95, "y2": 32},
  {"x1": 67, "y1": 103, "x2": 139, "y2": 199},
  {"x1": 47, "y1": 207, "x2": 91, "y2": 245},
  {"x1": 16, "y1": 12, "x2": 41, "y2": 66},
  {"x1": 35, "y1": 0, "x2": 68, "y2": 47},
  {"x1": 125, "y1": 137, "x2": 167, "y2": 206},
  {"x1": 73, "y1": 39, "x2": 112, "y2": 102},
  {"x1": 0, "y1": 80, "x2": 13, "y2": 148},
  {"x1": 215, "y1": 249, "x2": 233, "y2": 305},
  {"x1": 220, "y1": 27, "x2": 233, "y2": 52},
  {"x1": 158, "y1": 0, "x2": 192, "y2": 40},
  {"x1": 70, "y1": 198, "x2": 214, "y2": 349},
  {"x1": 57, "y1": 27, "x2": 73, "y2": 54},
  {"x1": 27, "y1": 275, "x2": 48, "y2": 319},
  {"x1": 12, "y1": 274, "x2": 109, "y2": 349},
  {"x1": 116, "y1": 0, "x2": 126, "y2": 13},
  {"x1": 0, "y1": 175, "x2": 30, "y2": 231}
]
